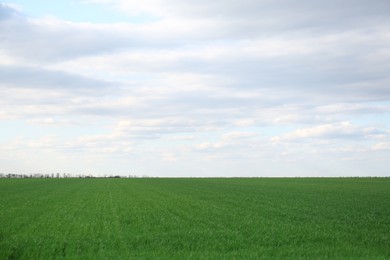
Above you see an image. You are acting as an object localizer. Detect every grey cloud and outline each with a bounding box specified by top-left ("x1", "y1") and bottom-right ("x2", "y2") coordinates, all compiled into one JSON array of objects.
[
  {"x1": 173, "y1": 0, "x2": 390, "y2": 33},
  {"x1": 315, "y1": 103, "x2": 390, "y2": 116},
  {"x1": 149, "y1": 56, "x2": 390, "y2": 103},
  {"x1": 0, "y1": 65, "x2": 115, "y2": 93},
  {"x1": 0, "y1": 4, "x2": 228, "y2": 64},
  {"x1": 0, "y1": 3, "x2": 10, "y2": 16},
  {"x1": 2, "y1": 1, "x2": 390, "y2": 67},
  {"x1": 1, "y1": 21, "x2": 128, "y2": 62},
  {"x1": 207, "y1": 54, "x2": 387, "y2": 103},
  {"x1": 0, "y1": 5, "x2": 167, "y2": 62},
  {"x1": 0, "y1": 3, "x2": 20, "y2": 20}
]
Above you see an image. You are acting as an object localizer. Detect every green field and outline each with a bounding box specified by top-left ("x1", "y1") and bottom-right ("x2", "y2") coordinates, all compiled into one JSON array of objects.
[{"x1": 0, "y1": 178, "x2": 389, "y2": 259}]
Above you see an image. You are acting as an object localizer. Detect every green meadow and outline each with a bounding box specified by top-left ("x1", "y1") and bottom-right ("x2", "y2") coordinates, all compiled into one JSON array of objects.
[{"x1": 0, "y1": 178, "x2": 389, "y2": 259}]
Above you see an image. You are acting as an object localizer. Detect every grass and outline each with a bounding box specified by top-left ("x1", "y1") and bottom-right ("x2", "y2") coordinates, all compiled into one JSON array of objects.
[{"x1": 0, "y1": 178, "x2": 389, "y2": 259}]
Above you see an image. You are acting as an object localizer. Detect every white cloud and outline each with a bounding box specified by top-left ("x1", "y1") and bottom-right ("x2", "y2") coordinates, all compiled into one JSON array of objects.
[
  {"x1": 194, "y1": 131, "x2": 260, "y2": 155},
  {"x1": 271, "y1": 122, "x2": 385, "y2": 142},
  {"x1": 161, "y1": 153, "x2": 178, "y2": 162},
  {"x1": 372, "y1": 142, "x2": 390, "y2": 151}
]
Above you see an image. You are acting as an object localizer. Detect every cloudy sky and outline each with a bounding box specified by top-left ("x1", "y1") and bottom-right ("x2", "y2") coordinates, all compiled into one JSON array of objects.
[{"x1": 1, "y1": 1, "x2": 390, "y2": 177}]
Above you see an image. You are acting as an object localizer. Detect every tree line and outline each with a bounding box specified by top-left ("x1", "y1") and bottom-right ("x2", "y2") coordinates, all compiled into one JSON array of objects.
[{"x1": 0, "y1": 173, "x2": 145, "y2": 178}]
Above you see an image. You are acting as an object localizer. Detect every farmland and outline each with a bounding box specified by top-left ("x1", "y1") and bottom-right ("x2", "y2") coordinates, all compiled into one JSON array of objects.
[{"x1": 0, "y1": 178, "x2": 389, "y2": 259}]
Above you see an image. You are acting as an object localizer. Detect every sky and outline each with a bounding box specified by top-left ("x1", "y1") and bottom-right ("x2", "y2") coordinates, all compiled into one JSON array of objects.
[{"x1": 1, "y1": 1, "x2": 390, "y2": 177}]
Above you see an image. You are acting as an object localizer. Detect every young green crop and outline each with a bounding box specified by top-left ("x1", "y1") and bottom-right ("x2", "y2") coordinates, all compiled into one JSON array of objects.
[{"x1": 0, "y1": 178, "x2": 389, "y2": 259}]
